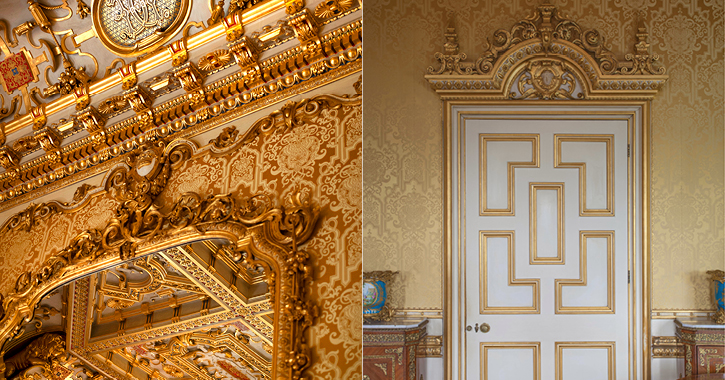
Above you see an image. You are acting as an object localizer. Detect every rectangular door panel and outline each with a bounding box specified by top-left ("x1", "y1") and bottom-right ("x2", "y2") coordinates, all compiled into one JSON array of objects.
[{"x1": 463, "y1": 117, "x2": 631, "y2": 380}]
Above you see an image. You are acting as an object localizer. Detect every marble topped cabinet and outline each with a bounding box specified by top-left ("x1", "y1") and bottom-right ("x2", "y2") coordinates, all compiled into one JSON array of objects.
[
  {"x1": 675, "y1": 318, "x2": 725, "y2": 377},
  {"x1": 363, "y1": 319, "x2": 428, "y2": 380}
]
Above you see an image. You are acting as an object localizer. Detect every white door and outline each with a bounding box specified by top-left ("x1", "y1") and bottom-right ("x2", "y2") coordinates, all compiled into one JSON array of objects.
[{"x1": 454, "y1": 107, "x2": 640, "y2": 380}]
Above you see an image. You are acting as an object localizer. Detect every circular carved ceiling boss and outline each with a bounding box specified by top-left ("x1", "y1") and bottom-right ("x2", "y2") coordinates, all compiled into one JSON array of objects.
[{"x1": 92, "y1": 0, "x2": 192, "y2": 56}]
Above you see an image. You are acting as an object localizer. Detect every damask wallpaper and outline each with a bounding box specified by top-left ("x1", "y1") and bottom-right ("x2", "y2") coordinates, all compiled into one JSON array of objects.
[
  {"x1": 364, "y1": 0, "x2": 724, "y2": 311},
  {"x1": 0, "y1": 92, "x2": 361, "y2": 378}
]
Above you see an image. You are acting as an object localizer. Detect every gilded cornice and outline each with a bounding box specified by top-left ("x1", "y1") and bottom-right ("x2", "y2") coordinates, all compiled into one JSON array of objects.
[
  {"x1": 0, "y1": 5, "x2": 362, "y2": 210},
  {"x1": 425, "y1": 2, "x2": 667, "y2": 100}
]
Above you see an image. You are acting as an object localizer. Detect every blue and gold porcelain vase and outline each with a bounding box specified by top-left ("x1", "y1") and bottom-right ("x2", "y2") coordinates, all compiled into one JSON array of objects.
[
  {"x1": 363, "y1": 280, "x2": 387, "y2": 315},
  {"x1": 363, "y1": 271, "x2": 398, "y2": 322},
  {"x1": 707, "y1": 270, "x2": 725, "y2": 324}
]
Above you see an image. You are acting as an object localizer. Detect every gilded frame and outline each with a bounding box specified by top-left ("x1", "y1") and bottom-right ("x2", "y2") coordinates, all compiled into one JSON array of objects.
[{"x1": 425, "y1": 3, "x2": 667, "y2": 379}]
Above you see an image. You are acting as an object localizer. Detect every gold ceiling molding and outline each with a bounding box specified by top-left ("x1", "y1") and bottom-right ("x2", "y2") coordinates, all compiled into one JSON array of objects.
[
  {"x1": 0, "y1": 0, "x2": 360, "y2": 137},
  {"x1": 425, "y1": 2, "x2": 668, "y2": 100},
  {"x1": 0, "y1": 18, "x2": 361, "y2": 208}
]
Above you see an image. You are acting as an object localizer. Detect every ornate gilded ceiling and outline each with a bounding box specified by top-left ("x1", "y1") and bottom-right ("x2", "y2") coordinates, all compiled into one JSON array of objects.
[
  {"x1": 4, "y1": 242, "x2": 274, "y2": 379},
  {"x1": 0, "y1": 1, "x2": 362, "y2": 379},
  {"x1": 0, "y1": 0, "x2": 362, "y2": 211}
]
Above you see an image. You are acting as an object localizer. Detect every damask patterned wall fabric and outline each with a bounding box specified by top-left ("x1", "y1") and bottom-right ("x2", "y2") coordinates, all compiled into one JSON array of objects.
[
  {"x1": 364, "y1": 0, "x2": 724, "y2": 311},
  {"x1": 158, "y1": 102, "x2": 363, "y2": 378}
]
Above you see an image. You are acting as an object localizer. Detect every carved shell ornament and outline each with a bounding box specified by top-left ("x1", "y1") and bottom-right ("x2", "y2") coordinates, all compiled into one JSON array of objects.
[{"x1": 426, "y1": 2, "x2": 668, "y2": 100}]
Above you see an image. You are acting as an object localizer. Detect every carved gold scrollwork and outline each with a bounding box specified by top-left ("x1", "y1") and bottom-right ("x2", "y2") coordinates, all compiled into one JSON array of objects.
[
  {"x1": 124, "y1": 86, "x2": 155, "y2": 131},
  {"x1": 97, "y1": 96, "x2": 129, "y2": 115},
  {"x1": 75, "y1": 106, "x2": 106, "y2": 150},
  {"x1": 209, "y1": 126, "x2": 239, "y2": 149},
  {"x1": 2, "y1": 333, "x2": 65, "y2": 378},
  {"x1": 77, "y1": 0, "x2": 90, "y2": 19},
  {"x1": 314, "y1": 0, "x2": 353, "y2": 18},
  {"x1": 513, "y1": 58, "x2": 582, "y2": 100},
  {"x1": 289, "y1": 9, "x2": 321, "y2": 58},
  {"x1": 426, "y1": 2, "x2": 667, "y2": 99},
  {"x1": 0, "y1": 87, "x2": 354, "y2": 378},
  {"x1": 427, "y1": 15, "x2": 476, "y2": 75},
  {"x1": 3, "y1": 202, "x2": 58, "y2": 233},
  {"x1": 0, "y1": 186, "x2": 319, "y2": 379},
  {"x1": 0, "y1": 145, "x2": 21, "y2": 185},
  {"x1": 33, "y1": 127, "x2": 63, "y2": 168},
  {"x1": 173, "y1": 63, "x2": 207, "y2": 112},
  {"x1": 620, "y1": 17, "x2": 665, "y2": 76},
  {"x1": 43, "y1": 61, "x2": 91, "y2": 97}
]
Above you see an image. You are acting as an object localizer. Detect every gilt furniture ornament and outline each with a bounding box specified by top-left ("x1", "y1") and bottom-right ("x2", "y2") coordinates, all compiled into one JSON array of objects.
[
  {"x1": 675, "y1": 318, "x2": 725, "y2": 377},
  {"x1": 363, "y1": 319, "x2": 428, "y2": 380},
  {"x1": 363, "y1": 271, "x2": 398, "y2": 322},
  {"x1": 708, "y1": 270, "x2": 725, "y2": 324}
]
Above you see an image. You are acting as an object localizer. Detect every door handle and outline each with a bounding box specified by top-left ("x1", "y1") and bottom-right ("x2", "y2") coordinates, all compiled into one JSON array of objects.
[{"x1": 466, "y1": 323, "x2": 491, "y2": 333}]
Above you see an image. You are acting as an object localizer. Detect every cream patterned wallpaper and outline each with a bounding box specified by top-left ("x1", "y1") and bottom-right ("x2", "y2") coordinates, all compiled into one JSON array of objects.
[{"x1": 363, "y1": 0, "x2": 724, "y2": 311}]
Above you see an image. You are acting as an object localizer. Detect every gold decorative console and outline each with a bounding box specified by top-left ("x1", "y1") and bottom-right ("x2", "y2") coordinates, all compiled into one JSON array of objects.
[
  {"x1": 676, "y1": 319, "x2": 725, "y2": 377},
  {"x1": 363, "y1": 319, "x2": 428, "y2": 380}
]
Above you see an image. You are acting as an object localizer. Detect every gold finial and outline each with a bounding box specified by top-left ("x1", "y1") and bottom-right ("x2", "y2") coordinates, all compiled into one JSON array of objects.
[{"x1": 443, "y1": 12, "x2": 459, "y2": 55}]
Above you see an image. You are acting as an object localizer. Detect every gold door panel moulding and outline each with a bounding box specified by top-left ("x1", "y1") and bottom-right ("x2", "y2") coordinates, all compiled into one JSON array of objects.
[
  {"x1": 555, "y1": 231, "x2": 614, "y2": 314},
  {"x1": 529, "y1": 182, "x2": 565, "y2": 264},
  {"x1": 479, "y1": 134, "x2": 540, "y2": 216},
  {"x1": 651, "y1": 336, "x2": 684, "y2": 358},
  {"x1": 555, "y1": 342, "x2": 615, "y2": 380},
  {"x1": 481, "y1": 342, "x2": 541, "y2": 380},
  {"x1": 554, "y1": 134, "x2": 614, "y2": 217},
  {"x1": 480, "y1": 231, "x2": 540, "y2": 314}
]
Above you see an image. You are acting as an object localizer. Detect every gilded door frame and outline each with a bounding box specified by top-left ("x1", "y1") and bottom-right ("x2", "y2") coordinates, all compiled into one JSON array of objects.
[
  {"x1": 424, "y1": 3, "x2": 668, "y2": 379},
  {"x1": 441, "y1": 100, "x2": 650, "y2": 379}
]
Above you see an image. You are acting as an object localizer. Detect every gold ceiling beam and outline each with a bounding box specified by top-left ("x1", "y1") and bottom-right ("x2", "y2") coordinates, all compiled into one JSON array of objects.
[{"x1": 2, "y1": 0, "x2": 290, "y2": 137}]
